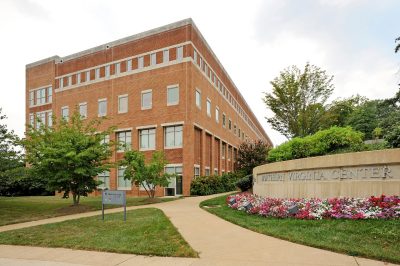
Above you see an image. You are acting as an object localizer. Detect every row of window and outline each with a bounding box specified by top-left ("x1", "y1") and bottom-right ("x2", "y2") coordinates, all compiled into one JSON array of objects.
[
  {"x1": 61, "y1": 85, "x2": 179, "y2": 120},
  {"x1": 195, "y1": 89, "x2": 248, "y2": 141},
  {"x1": 192, "y1": 49, "x2": 263, "y2": 139},
  {"x1": 58, "y1": 46, "x2": 184, "y2": 89},
  {"x1": 98, "y1": 165, "x2": 183, "y2": 190},
  {"x1": 29, "y1": 110, "x2": 52, "y2": 128},
  {"x1": 29, "y1": 87, "x2": 52, "y2": 107}
]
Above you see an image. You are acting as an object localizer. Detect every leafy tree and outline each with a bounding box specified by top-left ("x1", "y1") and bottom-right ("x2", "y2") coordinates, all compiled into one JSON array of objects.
[
  {"x1": 385, "y1": 124, "x2": 400, "y2": 148},
  {"x1": 237, "y1": 140, "x2": 270, "y2": 175},
  {"x1": 345, "y1": 101, "x2": 379, "y2": 139},
  {"x1": 0, "y1": 108, "x2": 22, "y2": 173},
  {"x1": 23, "y1": 111, "x2": 113, "y2": 205},
  {"x1": 120, "y1": 150, "x2": 172, "y2": 198},
  {"x1": 264, "y1": 62, "x2": 334, "y2": 138},
  {"x1": 395, "y1": 36, "x2": 400, "y2": 53}
]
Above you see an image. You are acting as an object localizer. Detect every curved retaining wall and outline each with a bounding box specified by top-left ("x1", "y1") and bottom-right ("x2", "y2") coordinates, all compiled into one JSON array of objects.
[{"x1": 253, "y1": 148, "x2": 400, "y2": 198}]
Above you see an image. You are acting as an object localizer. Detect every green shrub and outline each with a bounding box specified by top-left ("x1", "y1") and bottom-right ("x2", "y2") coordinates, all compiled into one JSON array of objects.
[
  {"x1": 235, "y1": 175, "x2": 253, "y2": 192},
  {"x1": 190, "y1": 173, "x2": 242, "y2": 196},
  {"x1": 268, "y1": 127, "x2": 364, "y2": 162},
  {"x1": 385, "y1": 125, "x2": 400, "y2": 148}
]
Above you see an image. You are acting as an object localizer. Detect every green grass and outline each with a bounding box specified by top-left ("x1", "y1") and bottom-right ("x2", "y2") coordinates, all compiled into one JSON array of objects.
[
  {"x1": 0, "y1": 196, "x2": 178, "y2": 226},
  {"x1": 200, "y1": 194, "x2": 400, "y2": 264},
  {"x1": 0, "y1": 208, "x2": 197, "y2": 257}
]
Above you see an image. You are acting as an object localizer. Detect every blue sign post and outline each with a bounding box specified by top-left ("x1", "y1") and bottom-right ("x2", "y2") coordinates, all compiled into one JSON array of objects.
[{"x1": 102, "y1": 190, "x2": 127, "y2": 221}]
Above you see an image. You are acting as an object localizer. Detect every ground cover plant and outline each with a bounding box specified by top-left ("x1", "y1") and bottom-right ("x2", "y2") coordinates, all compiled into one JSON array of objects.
[
  {"x1": 0, "y1": 208, "x2": 198, "y2": 257},
  {"x1": 200, "y1": 194, "x2": 400, "y2": 264},
  {"x1": 0, "y1": 196, "x2": 177, "y2": 226}
]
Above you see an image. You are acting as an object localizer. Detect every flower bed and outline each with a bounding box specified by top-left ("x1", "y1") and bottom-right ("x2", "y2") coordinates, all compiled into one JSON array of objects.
[{"x1": 227, "y1": 193, "x2": 400, "y2": 220}]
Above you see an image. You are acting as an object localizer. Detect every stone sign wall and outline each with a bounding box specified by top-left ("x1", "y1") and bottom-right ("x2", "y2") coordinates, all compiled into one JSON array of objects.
[{"x1": 253, "y1": 148, "x2": 400, "y2": 198}]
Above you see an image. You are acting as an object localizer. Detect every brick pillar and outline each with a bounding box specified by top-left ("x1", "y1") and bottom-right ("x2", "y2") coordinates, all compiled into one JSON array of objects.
[{"x1": 200, "y1": 129, "x2": 206, "y2": 176}]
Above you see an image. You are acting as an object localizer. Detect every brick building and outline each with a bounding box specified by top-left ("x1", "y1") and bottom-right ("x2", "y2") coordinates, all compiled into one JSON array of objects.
[{"x1": 25, "y1": 18, "x2": 272, "y2": 196}]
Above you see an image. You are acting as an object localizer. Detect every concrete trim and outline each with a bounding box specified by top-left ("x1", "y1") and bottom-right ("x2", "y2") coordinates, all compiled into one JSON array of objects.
[
  {"x1": 114, "y1": 128, "x2": 133, "y2": 132},
  {"x1": 136, "y1": 124, "x2": 157, "y2": 130},
  {"x1": 161, "y1": 121, "x2": 184, "y2": 127}
]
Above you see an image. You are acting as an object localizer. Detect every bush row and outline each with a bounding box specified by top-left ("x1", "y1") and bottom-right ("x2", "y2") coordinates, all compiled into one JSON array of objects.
[{"x1": 190, "y1": 172, "x2": 246, "y2": 196}]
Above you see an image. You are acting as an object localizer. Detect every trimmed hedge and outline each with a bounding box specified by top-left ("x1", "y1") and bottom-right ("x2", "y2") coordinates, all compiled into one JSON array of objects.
[
  {"x1": 268, "y1": 127, "x2": 364, "y2": 162},
  {"x1": 190, "y1": 173, "x2": 242, "y2": 196}
]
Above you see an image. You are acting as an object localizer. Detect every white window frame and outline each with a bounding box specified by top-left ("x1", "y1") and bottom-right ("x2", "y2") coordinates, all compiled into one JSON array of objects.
[
  {"x1": 59, "y1": 78, "x2": 63, "y2": 89},
  {"x1": 68, "y1": 76, "x2": 72, "y2": 86},
  {"x1": 61, "y1": 106, "x2": 69, "y2": 121},
  {"x1": 150, "y1": 53, "x2": 156, "y2": 66},
  {"x1": 141, "y1": 89, "x2": 152, "y2": 110},
  {"x1": 164, "y1": 125, "x2": 183, "y2": 149},
  {"x1": 193, "y1": 50, "x2": 197, "y2": 63},
  {"x1": 29, "y1": 113, "x2": 34, "y2": 127},
  {"x1": 222, "y1": 113, "x2": 226, "y2": 128},
  {"x1": 117, "y1": 167, "x2": 131, "y2": 190},
  {"x1": 167, "y1": 85, "x2": 179, "y2": 106},
  {"x1": 118, "y1": 94, "x2": 128, "y2": 114},
  {"x1": 105, "y1": 65, "x2": 110, "y2": 78},
  {"x1": 115, "y1": 63, "x2": 121, "y2": 75},
  {"x1": 205, "y1": 167, "x2": 210, "y2": 176},
  {"x1": 176, "y1": 46, "x2": 183, "y2": 61},
  {"x1": 79, "y1": 102, "x2": 87, "y2": 119},
  {"x1": 86, "y1": 71, "x2": 90, "y2": 82},
  {"x1": 215, "y1": 107, "x2": 219, "y2": 123},
  {"x1": 76, "y1": 73, "x2": 81, "y2": 84},
  {"x1": 97, "y1": 171, "x2": 110, "y2": 190},
  {"x1": 163, "y1": 49, "x2": 169, "y2": 63},
  {"x1": 127, "y1": 60, "x2": 132, "y2": 72},
  {"x1": 95, "y1": 68, "x2": 100, "y2": 79},
  {"x1": 194, "y1": 165, "x2": 200, "y2": 178},
  {"x1": 98, "y1": 98, "x2": 107, "y2": 117},
  {"x1": 29, "y1": 91, "x2": 34, "y2": 107},
  {"x1": 206, "y1": 99, "x2": 211, "y2": 117},
  {"x1": 116, "y1": 130, "x2": 132, "y2": 152},
  {"x1": 195, "y1": 89, "x2": 201, "y2": 109},
  {"x1": 139, "y1": 128, "x2": 156, "y2": 151},
  {"x1": 138, "y1": 56, "x2": 144, "y2": 69},
  {"x1": 47, "y1": 111, "x2": 52, "y2": 127}
]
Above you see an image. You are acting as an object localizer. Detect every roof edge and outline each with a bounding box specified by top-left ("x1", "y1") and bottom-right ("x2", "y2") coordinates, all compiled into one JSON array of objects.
[{"x1": 26, "y1": 56, "x2": 60, "y2": 69}]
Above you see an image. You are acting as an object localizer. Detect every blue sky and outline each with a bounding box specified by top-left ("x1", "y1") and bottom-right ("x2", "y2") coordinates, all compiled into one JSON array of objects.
[{"x1": 0, "y1": 0, "x2": 399, "y2": 145}]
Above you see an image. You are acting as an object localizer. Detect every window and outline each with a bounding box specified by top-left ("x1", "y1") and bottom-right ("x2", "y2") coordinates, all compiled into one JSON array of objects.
[
  {"x1": 176, "y1": 46, "x2": 183, "y2": 61},
  {"x1": 127, "y1": 60, "x2": 132, "y2": 71},
  {"x1": 215, "y1": 107, "x2": 219, "y2": 123},
  {"x1": 139, "y1": 128, "x2": 156, "y2": 150},
  {"x1": 29, "y1": 91, "x2": 34, "y2": 106},
  {"x1": 206, "y1": 99, "x2": 211, "y2": 117},
  {"x1": 163, "y1": 49, "x2": 169, "y2": 63},
  {"x1": 105, "y1": 65, "x2": 110, "y2": 78},
  {"x1": 164, "y1": 125, "x2": 183, "y2": 148},
  {"x1": 222, "y1": 143, "x2": 226, "y2": 159},
  {"x1": 95, "y1": 68, "x2": 100, "y2": 79},
  {"x1": 238, "y1": 128, "x2": 241, "y2": 138},
  {"x1": 98, "y1": 99, "x2": 107, "y2": 117},
  {"x1": 141, "y1": 90, "x2": 152, "y2": 110},
  {"x1": 234, "y1": 124, "x2": 237, "y2": 135},
  {"x1": 165, "y1": 165, "x2": 183, "y2": 195},
  {"x1": 228, "y1": 119, "x2": 232, "y2": 130},
  {"x1": 47, "y1": 111, "x2": 52, "y2": 127},
  {"x1": 195, "y1": 90, "x2": 201, "y2": 109},
  {"x1": 150, "y1": 53, "x2": 156, "y2": 66},
  {"x1": 222, "y1": 113, "x2": 226, "y2": 128},
  {"x1": 86, "y1": 71, "x2": 90, "y2": 82},
  {"x1": 214, "y1": 169, "x2": 218, "y2": 175},
  {"x1": 36, "y1": 112, "x2": 45, "y2": 129},
  {"x1": 199, "y1": 57, "x2": 202, "y2": 68},
  {"x1": 138, "y1": 56, "x2": 144, "y2": 68},
  {"x1": 61, "y1": 106, "x2": 69, "y2": 121},
  {"x1": 167, "y1": 85, "x2": 179, "y2": 105},
  {"x1": 36, "y1": 89, "x2": 45, "y2": 105},
  {"x1": 115, "y1": 63, "x2": 121, "y2": 74},
  {"x1": 59, "y1": 78, "x2": 63, "y2": 88},
  {"x1": 101, "y1": 135, "x2": 110, "y2": 145},
  {"x1": 118, "y1": 167, "x2": 131, "y2": 190},
  {"x1": 117, "y1": 131, "x2": 131, "y2": 151},
  {"x1": 76, "y1": 73, "x2": 81, "y2": 84},
  {"x1": 29, "y1": 113, "x2": 34, "y2": 127},
  {"x1": 98, "y1": 171, "x2": 110, "y2": 189},
  {"x1": 205, "y1": 168, "x2": 210, "y2": 176},
  {"x1": 228, "y1": 146, "x2": 232, "y2": 160},
  {"x1": 68, "y1": 76, "x2": 72, "y2": 86},
  {"x1": 193, "y1": 50, "x2": 197, "y2": 63},
  {"x1": 194, "y1": 166, "x2": 200, "y2": 178},
  {"x1": 118, "y1": 95, "x2": 128, "y2": 114},
  {"x1": 79, "y1": 103, "x2": 87, "y2": 119}
]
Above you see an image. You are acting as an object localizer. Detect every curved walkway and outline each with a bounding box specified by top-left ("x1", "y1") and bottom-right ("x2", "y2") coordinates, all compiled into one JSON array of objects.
[{"x1": 0, "y1": 193, "x2": 396, "y2": 266}]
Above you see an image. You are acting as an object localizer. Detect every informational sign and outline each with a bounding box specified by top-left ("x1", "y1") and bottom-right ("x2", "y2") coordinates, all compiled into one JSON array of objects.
[{"x1": 102, "y1": 190, "x2": 127, "y2": 221}]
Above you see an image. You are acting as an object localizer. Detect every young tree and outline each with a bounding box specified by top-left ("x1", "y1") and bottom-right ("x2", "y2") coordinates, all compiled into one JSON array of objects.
[
  {"x1": 23, "y1": 111, "x2": 113, "y2": 205},
  {"x1": 237, "y1": 140, "x2": 270, "y2": 175},
  {"x1": 0, "y1": 108, "x2": 22, "y2": 173},
  {"x1": 120, "y1": 150, "x2": 172, "y2": 198},
  {"x1": 264, "y1": 62, "x2": 334, "y2": 138}
]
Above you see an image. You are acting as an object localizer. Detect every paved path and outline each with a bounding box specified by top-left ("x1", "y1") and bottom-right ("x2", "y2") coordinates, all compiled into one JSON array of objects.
[{"x1": 0, "y1": 193, "x2": 396, "y2": 266}]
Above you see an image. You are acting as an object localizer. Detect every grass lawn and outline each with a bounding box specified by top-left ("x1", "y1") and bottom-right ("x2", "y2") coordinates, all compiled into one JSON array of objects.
[
  {"x1": 0, "y1": 196, "x2": 178, "y2": 226},
  {"x1": 0, "y1": 208, "x2": 198, "y2": 257},
  {"x1": 200, "y1": 194, "x2": 400, "y2": 264}
]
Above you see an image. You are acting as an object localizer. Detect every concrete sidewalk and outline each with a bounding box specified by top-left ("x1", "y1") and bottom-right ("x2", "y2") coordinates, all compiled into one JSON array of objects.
[{"x1": 0, "y1": 193, "x2": 397, "y2": 266}]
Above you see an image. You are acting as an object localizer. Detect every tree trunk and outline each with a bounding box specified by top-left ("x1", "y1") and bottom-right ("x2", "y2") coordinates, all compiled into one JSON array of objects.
[
  {"x1": 72, "y1": 193, "x2": 78, "y2": 206},
  {"x1": 77, "y1": 194, "x2": 81, "y2": 205}
]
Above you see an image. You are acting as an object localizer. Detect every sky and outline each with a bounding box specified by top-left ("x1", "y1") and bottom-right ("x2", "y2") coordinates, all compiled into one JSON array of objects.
[{"x1": 0, "y1": 0, "x2": 399, "y2": 145}]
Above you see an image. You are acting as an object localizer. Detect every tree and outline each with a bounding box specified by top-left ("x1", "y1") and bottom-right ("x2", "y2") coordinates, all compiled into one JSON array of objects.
[
  {"x1": 236, "y1": 140, "x2": 270, "y2": 175},
  {"x1": 264, "y1": 62, "x2": 334, "y2": 138},
  {"x1": 120, "y1": 150, "x2": 172, "y2": 198},
  {"x1": 23, "y1": 111, "x2": 113, "y2": 205},
  {"x1": 395, "y1": 36, "x2": 400, "y2": 53},
  {"x1": 0, "y1": 108, "x2": 22, "y2": 173}
]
